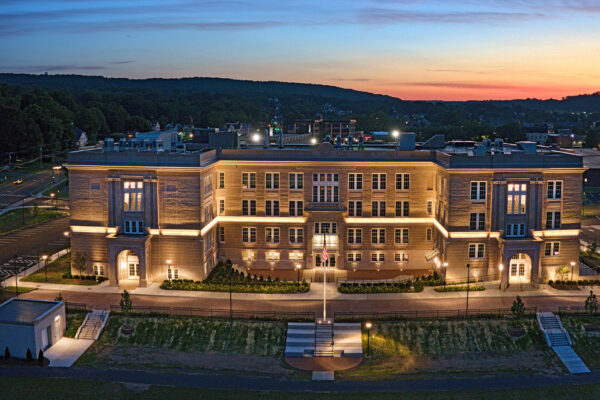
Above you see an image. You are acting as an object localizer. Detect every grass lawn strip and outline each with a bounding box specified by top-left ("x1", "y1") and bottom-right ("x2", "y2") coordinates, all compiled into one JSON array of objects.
[
  {"x1": 21, "y1": 254, "x2": 101, "y2": 286},
  {"x1": 0, "y1": 208, "x2": 67, "y2": 235},
  {"x1": 1, "y1": 286, "x2": 36, "y2": 294}
]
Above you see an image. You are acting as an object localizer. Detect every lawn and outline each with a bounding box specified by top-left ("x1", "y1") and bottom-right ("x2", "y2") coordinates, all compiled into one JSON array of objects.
[
  {"x1": 21, "y1": 254, "x2": 101, "y2": 286},
  {"x1": 65, "y1": 310, "x2": 88, "y2": 338},
  {"x1": 2, "y1": 378, "x2": 600, "y2": 400},
  {"x1": 0, "y1": 286, "x2": 36, "y2": 295},
  {"x1": 338, "y1": 317, "x2": 561, "y2": 378},
  {"x1": 77, "y1": 315, "x2": 291, "y2": 375},
  {"x1": 561, "y1": 315, "x2": 600, "y2": 371},
  {"x1": 0, "y1": 207, "x2": 67, "y2": 234}
]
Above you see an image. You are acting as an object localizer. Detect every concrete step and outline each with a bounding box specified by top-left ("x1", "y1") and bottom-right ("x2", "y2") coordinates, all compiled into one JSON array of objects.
[{"x1": 553, "y1": 346, "x2": 591, "y2": 374}]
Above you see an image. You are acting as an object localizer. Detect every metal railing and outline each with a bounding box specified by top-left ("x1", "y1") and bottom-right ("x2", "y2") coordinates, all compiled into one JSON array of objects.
[{"x1": 334, "y1": 307, "x2": 539, "y2": 321}]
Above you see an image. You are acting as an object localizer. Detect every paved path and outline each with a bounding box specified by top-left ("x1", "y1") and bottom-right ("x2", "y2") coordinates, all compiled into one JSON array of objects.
[
  {"x1": 44, "y1": 338, "x2": 94, "y2": 367},
  {"x1": 1, "y1": 365, "x2": 600, "y2": 393}
]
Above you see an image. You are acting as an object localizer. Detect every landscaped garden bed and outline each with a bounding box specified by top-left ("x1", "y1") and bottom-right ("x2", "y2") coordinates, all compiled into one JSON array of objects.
[
  {"x1": 434, "y1": 285, "x2": 485, "y2": 292},
  {"x1": 160, "y1": 262, "x2": 309, "y2": 294},
  {"x1": 548, "y1": 280, "x2": 600, "y2": 290},
  {"x1": 339, "y1": 273, "x2": 445, "y2": 294},
  {"x1": 21, "y1": 253, "x2": 105, "y2": 286}
]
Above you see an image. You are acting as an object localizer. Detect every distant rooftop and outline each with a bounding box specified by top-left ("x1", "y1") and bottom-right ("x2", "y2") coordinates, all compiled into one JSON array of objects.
[{"x1": 0, "y1": 298, "x2": 62, "y2": 326}]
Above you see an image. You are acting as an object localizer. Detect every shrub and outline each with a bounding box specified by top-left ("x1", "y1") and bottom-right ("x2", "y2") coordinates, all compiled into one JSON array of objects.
[
  {"x1": 26, "y1": 348, "x2": 32, "y2": 361},
  {"x1": 511, "y1": 296, "x2": 526, "y2": 318},
  {"x1": 38, "y1": 350, "x2": 44, "y2": 365},
  {"x1": 4, "y1": 347, "x2": 10, "y2": 359},
  {"x1": 585, "y1": 290, "x2": 598, "y2": 315}
]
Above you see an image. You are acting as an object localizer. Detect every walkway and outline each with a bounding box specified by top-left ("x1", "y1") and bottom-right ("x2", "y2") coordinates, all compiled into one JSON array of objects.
[
  {"x1": 537, "y1": 312, "x2": 590, "y2": 374},
  {"x1": 43, "y1": 338, "x2": 94, "y2": 367}
]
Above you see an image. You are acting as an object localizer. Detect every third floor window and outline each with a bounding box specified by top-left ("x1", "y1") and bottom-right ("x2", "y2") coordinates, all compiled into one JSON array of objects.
[
  {"x1": 372, "y1": 201, "x2": 386, "y2": 217},
  {"x1": 546, "y1": 211, "x2": 561, "y2": 229},
  {"x1": 123, "y1": 181, "x2": 143, "y2": 212},
  {"x1": 289, "y1": 201, "x2": 303, "y2": 216},
  {"x1": 507, "y1": 183, "x2": 527, "y2": 215},
  {"x1": 372, "y1": 173, "x2": 386, "y2": 190},
  {"x1": 242, "y1": 172, "x2": 256, "y2": 189},
  {"x1": 348, "y1": 173, "x2": 362, "y2": 190},
  {"x1": 242, "y1": 200, "x2": 256, "y2": 216},
  {"x1": 348, "y1": 201, "x2": 362, "y2": 217},
  {"x1": 470, "y1": 181, "x2": 486, "y2": 201},
  {"x1": 547, "y1": 181, "x2": 562, "y2": 200},
  {"x1": 469, "y1": 212, "x2": 485, "y2": 231},
  {"x1": 289, "y1": 173, "x2": 303, "y2": 190},
  {"x1": 396, "y1": 173, "x2": 410, "y2": 190},
  {"x1": 265, "y1": 200, "x2": 280, "y2": 216},
  {"x1": 265, "y1": 173, "x2": 279, "y2": 189},
  {"x1": 395, "y1": 201, "x2": 409, "y2": 217}
]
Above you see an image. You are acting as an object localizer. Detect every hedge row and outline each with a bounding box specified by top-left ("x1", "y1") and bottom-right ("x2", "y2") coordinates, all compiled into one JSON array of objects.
[{"x1": 160, "y1": 279, "x2": 309, "y2": 293}]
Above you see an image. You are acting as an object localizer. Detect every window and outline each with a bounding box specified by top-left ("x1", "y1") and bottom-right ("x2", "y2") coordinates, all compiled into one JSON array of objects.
[
  {"x1": 348, "y1": 201, "x2": 362, "y2": 217},
  {"x1": 372, "y1": 173, "x2": 386, "y2": 190},
  {"x1": 313, "y1": 173, "x2": 339, "y2": 202},
  {"x1": 506, "y1": 224, "x2": 525, "y2": 237},
  {"x1": 242, "y1": 172, "x2": 256, "y2": 189},
  {"x1": 315, "y1": 222, "x2": 337, "y2": 234},
  {"x1": 265, "y1": 251, "x2": 280, "y2": 261},
  {"x1": 469, "y1": 213, "x2": 485, "y2": 231},
  {"x1": 347, "y1": 253, "x2": 362, "y2": 262},
  {"x1": 168, "y1": 267, "x2": 179, "y2": 280},
  {"x1": 470, "y1": 181, "x2": 486, "y2": 201},
  {"x1": 266, "y1": 172, "x2": 280, "y2": 189},
  {"x1": 242, "y1": 250, "x2": 256, "y2": 261},
  {"x1": 372, "y1": 201, "x2": 386, "y2": 217},
  {"x1": 347, "y1": 228, "x2": 362, "y2": 244},
  {"x1": 203, "y1": 175, "x2": 212, "y2": 195},
  {"x1": 394, "y1": 253, "x2": 408, "y2": 262},
  {"x1": 123, "y1": 181, "x2": 143, "y2": 212},
  {"x1": 204, "y1": 204, "x2": 213, "y2": 222},
  {"x1": 395, "y1": 201, "x2": 409, "y2": 217},
  {"x1": 545, "y1": 242, "x2": 560, "y2": 256},
  {"x1": 204, "y1": 230, "x2": 214, "y2": 252},
  {"x1": 218, "y1": 171, "x2": 225, "y2": 189},
  {"x1": 547, "y1": 181, "x2": 562, "y2": 200},
  {"x1": 266, "y1": 200, "x2": 280, "y2": 216},
  {"x1": 371, "y1": 253, "x2": 385, "y2": 262},
  {"x1": 289, "y1": 228, "x2": 303, "y2": 244},
  {"x1": 289, "y1": 251, "x2": 304, "y2": 261},
  {"x1": 124, "y1": 220, "x2": 144, "y2": 234},
  {"x1": 348, "y1": 173, "x2": 362, "y2": 190},
  {"x1": 218, "y1": 227, "x2": 225, "y2": 243},
  {"x1": 219, "y1": 199, "x2": 225, "y2": 215},
  {"x1": 242, "y1": 200, "x2": 256, "y2": 216},
  {"x1": 395, "y1": 173, "x2": 410, "y2": 190},
  {"x1": 289, "y1": 201, "x2": 303, "y2": 216},
  {"x1": 315, "y1": 254, "x2": 335, "y2": 267},
  {"x1": 93, "y1": 264, "x2": 105, "y2": 276},
  {"x1": 242, "y1": 227, "x2": 256, "y2": 243},
  {"x1": 371, "y1": 228, "x2": 386, "y2": 244},
  {"x1": 426, "y1": 228, "x2": 432, "y2": 241},
  {"x1": 546, "y1": 211, "x2": 561, "y2": 229},
  {"x1": 468, "y1": 243, "x2": 485, "y2": 259},
  {"x1": 265, "y1": 227, "x2": 280, "y2": 244},
  {"x1": 507, "y1": 183, "x2": 527, "y2": 214},
  {"x1": 289, "y1": 173, "x2": 303, "y2": 190},
  {"x1": 427, "y1": 200, "x2": 433, "y2": 215},
  {"x1": 394, "y1": 228, "x2": 409, "y2": 244}
]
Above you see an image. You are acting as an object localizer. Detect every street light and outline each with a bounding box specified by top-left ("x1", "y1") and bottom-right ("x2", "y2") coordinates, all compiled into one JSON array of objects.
[
  {"x1": 570, "y1": 261, "x2": 576, "y2": 282},
  {"x1": 166, "y1": 259, "x2": 172, "y2": 280},
  {"x1": 310, "y1": 137, "x2": 318, "y2": 145},
  {"x1": 252, "y1": 133, "x2": 261, "y2": 143},
  {"x1": 365, "y1": 322, "x2": 373, "y2": 357},
  {"x1": 295, "y1": 264, "x2": 302, "y2": 293},
  {"x1": 499, "y1": 263, "x2": 504, "y2": 290},
  {"x1": 391, "y1": 130, "x2": 400, "y2": 139},
  {"x1": 50, "y1": 192, "x2": 56, "y2": 209},
  {"x1": 13, "y1": 254, "x2": 19, "y2": 298},
  {"x1": 466, "y1": 263, "x2": 471, "y2": 318},
  {"x1": 42, "y1": 255, "x2": 48, "y2": 282}
]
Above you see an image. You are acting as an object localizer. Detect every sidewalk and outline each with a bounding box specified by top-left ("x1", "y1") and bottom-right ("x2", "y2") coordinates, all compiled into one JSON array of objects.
[{"x1": 16, "y1": 278, "x2": 594, "y2": 302}]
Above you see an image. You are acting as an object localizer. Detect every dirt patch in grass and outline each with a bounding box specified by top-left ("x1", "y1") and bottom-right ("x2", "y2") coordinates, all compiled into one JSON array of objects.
[{"x1": 339, "y1": 318, "x2": 563, "y2": 379}]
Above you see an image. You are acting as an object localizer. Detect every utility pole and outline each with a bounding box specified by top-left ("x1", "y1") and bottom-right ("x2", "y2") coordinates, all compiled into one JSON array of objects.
[
  {"x1": 40, "y1": 145, "x2": 43, "y2": 169},
  {"x1": 466, "y1": 263, "x2": 470, "y2": 319},
  {"x1": 13, "y1": 255, "x2": 19, "y2": 298}
]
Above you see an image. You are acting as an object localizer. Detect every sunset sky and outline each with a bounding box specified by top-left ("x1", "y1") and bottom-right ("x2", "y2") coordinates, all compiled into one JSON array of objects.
[{"x1": 1, "y1": 0, "x2": 599, "y2": 100}]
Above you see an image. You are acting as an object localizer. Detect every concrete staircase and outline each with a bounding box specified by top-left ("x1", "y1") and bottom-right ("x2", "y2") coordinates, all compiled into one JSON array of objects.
[
  {"x1": 284, "y1": 322, "x2": 315, "y2": 357},
  {"x1": 314, "y1": 323, "x2": 334, "y2": 357},
  {"x1": 537, "y1": 312, "x2": 590, "y2": 374},
  {"x1": 76, "y1": 309, "x2": 109, "y2": 340},
  {"x1": 333, "y1": 323, "x2": 363, "y2": 357}
]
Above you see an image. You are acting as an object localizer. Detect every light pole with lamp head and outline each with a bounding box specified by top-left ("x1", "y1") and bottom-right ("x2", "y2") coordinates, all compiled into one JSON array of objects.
[
  {"x1": 498, "y1": 264, "x2": 504, "y2": 290},
  {"x1": 42, "y1": 255, "x2": 48, "y2": 282},
  {"x1": 570, "y1": 261, "x2": 576, "y2": 282},
  {"x1": 365, "y1": 322, "x2": 372, "y2": 357},
  {"x1": 166, "y1": 259, "x2": 172, "y2": 280},
  {"x1": 466, "y1": 263, "x2": 471, "y2": 318},
  {"x1": 295, "y1": 264, "x2": 302, "y2": 293},
  {"x1": 64, "y1": 231, "x2": 70, "y2": 253}
]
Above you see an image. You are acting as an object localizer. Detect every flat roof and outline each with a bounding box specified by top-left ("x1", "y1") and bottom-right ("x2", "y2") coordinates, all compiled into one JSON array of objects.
[{"x1": 0, "y1": 298, "x2": 63, "y2": 326}]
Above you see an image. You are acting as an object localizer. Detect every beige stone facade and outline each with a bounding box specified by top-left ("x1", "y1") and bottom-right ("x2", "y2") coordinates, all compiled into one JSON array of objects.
[{"x1": 66, "y1": 143, "x2": 584, "y2": 289}]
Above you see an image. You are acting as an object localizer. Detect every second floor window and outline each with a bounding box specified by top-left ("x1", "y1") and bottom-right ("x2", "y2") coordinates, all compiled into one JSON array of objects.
[
  {"x1": 426, "y1": 228, "x2": 432, "y2": 241},
  {"x1": 315, "y1": 222, "x2": 337, "y2": 234},
  {"x1": 218, "y1": 172, "x2": 225, "y2": 189},
  {"x1": 289, "y1": 201, "x2": 303, "y2": 216},
  {"x1": 203, "y1": 175, "x2": 212, "y2": 195},
  {"x1": 218, "y1": 226, "x2": 225, "y2": 243},
  {"x1": 219, "y1": 199, "x2": 225, "y2": 215},
  {"x1": 289, "y1": 173, "x2": 303, "y2": 190},
  {"x1": 544, "y1": 241, "x2": 560, "y2": 256},
  {"x1": 242, "y1": 172, "x2": 256, "y2": 189},
  {"x1": 313, "y1": 173, "x2": 339, "y2": 202},
  {"x1": 348, "y1": 201, "x2": 362, "y2": 217},
  {"x1": 469, "y1": 213, "x2": 485, "y2": 231},
  {"x1": 265, "y1": 227, "x2": 280, "y2": 244},
  {"x1": 546, "y1": 211, "x2": 561, "y2": 229},
  {"x1": 470, "y1": 181, "x2": 486, "y2": 201},
  {"x1": 266, "y1": 173, "x2": 279, "y2": 189},
  {"x1": 372, "y1": 173, "x2": 386, "y2": 190},
  {"x1": 123, "y1": 181, "x2": 143, "y2": 212},
  {"x1": 372, "y1": 201, "x2": 386, "y2": 217},
  {"x1": 468, "y1": 243, "x2": 485, "y2": 259},
  {"x1": 507, "y1": 183, "x2": 527, "y2": 215},
  {"x1": 289, "y1": 228, "x2": 303, "y2": 244},
  {"x1": 124, "y1": 220, "x2": 144, "y2": 234},
  {"x1": 395, "y1": 201, "x2": 409, "y2": 217},
  {"x1": 372, "y1": 228, "x2": 386, "y2": 244},
  {"x1": 348, "y1": 173, "x2": 362, "y2": 190},
  {"x1": 242, "y1": 200, "x2": 256, "y2": 216},
  {"x1": 547, "y1": 181, "x2": 562, "y2": 200},
  {"x1": 242, "y1": 227, "x2": 256, "y2": 243},
  {"x1": 265, "y1": 200, "x2": 280, "y2": 216},
  {"x1": 394, "y1": 228, "x2": 409, "y2": 244},
  {"x1": 396, "y1": 173, "x2": 410, "y2": 190},
  {"x1": 204, "y1": 205, "x2": 213, "y2": 222},
  {"x1": 347, "y1": 228, "x2": 362, "y2": 244},
  {"x1": 506, "y1": 223, "x2": 525, "y2": 237}
]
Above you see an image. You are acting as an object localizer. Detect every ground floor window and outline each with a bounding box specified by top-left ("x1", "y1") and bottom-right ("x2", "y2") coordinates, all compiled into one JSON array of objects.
[
  {"x1": 93, "y1": 264, "x2": 105, "y2": 276},
  {"x1": 315, "y1": 254, "x2": 336, "y2": 267},
  {"x1": 371, "y1": 253, "x2": 385, "y2": 262},
  {"x1": 128, "y1": 262, "x2": 139, "y2": 277},
  {"x1": 544, "y1": 242, "x2": 560, "y2": 256},
  {"x1": 394, "y1": 252, "x2": 408, "y2": 262},
  {"x1": 347, "y1": 253, "x2": 362, "y2": 262}
]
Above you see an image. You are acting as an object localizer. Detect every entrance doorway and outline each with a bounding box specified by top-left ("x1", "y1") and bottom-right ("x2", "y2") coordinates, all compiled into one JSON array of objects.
[
  {"x1": 117, "y1": 250, "x2": 140, "y2": 286},
  {"x1": 509, "y1": 253, "x2": 531, "y2": 284}
]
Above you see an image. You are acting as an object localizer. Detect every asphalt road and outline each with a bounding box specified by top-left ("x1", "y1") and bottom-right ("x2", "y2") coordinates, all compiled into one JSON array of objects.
[{"x1": 0, "y1": 168, "x2": 65, "y2": 210}]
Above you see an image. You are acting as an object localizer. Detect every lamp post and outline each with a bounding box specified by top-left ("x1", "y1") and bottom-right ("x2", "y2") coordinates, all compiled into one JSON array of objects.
[
  {"x1": 13, "y1": 254, "x2": 19, "y2": 298},
  {"x1": 295, "y1": 264, "x2": 302, "y2": 293},
  {"x1": 51, "y1": 192, "x2": 56, "y2": 209},
  {"x1": 166, "y1": 259, "x2": 172, "y2": 280},
  {"x1": 227, "y1": 259, "x2": 233, "y2": 321},
  {"x1": 570, "y1": 261, "x2": 576, "y2": 282},
  {"x1": 42, "y1": 255, "x2": 48, "y2": 282},
  {"x1": 466, "y1": 263, "x2": 471, "y2": 318},
  {"x1": 499, "y1": 264, "x2": 504, "y2": 290},
  {"x1": 365, "y1": 322, "x2": 372, "y2": 357},
  {"x1": 64, "y1": 231, "x2": 70, "y2": 253}
]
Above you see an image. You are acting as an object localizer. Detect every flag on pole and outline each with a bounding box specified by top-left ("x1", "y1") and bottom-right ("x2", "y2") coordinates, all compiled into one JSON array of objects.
[{"x1": 322, "y1": 234, "x2": 328, "y2": 263}]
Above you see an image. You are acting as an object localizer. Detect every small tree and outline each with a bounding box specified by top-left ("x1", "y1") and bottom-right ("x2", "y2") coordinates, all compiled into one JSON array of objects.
[
  {"x1": 588, "y1": 241, "x2": 597, "y2": 256},
  {"x1": 511, "y1": 296, "x2": 525, "y2": 319},
  {"x1": 55, "y1": 293, "x2": 63, "y2": 302},
  {"x1": 72, "y1": 251, "x2": 87, "y2": 277},
  {"x1": 4, "y1": 346, "x2": 10, "y2": 359},
  {"x1": 585, "y1": 290, "x2": 598, "y2": 315},
  {"x1": 38, "y1": 349, "x2": 44, "y2": 365},
  {"x1": 120, "y1": 289, "x2": 132, "y2": 315},
  {"x1": 26, "y1": 348, "x2": 32, "y2": 361},
  {"x1": 556, "y1": 265, "x2": 570, "y2": 281}
]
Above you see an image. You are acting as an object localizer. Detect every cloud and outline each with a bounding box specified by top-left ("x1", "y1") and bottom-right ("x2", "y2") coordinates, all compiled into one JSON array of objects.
[
  {"x1": 399, "y1": 81, "x2": 543, "y2": 91},
  {"x1": 355, "y1": 8, "x2": 545, "y2": 24},
  {"x1": 1, "y1": 64, "x2": 107, "y2": 73},
  {"x1": 109, "y1": 60, "x2": 135, "y2": 65}
]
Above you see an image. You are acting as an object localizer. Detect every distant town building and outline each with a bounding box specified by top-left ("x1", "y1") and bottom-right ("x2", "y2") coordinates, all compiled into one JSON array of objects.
[
  {"x1": 290, "y1": 119, "x2": 356, "y2": 137},
  {"x1": 74, "y1": 127, "x2": 88, "y2": 147}
]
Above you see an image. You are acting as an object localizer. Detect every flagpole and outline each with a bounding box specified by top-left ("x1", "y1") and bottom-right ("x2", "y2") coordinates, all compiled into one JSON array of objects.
[{"x1": 323, "y1": 233, "x2": 327, "y2": 321}]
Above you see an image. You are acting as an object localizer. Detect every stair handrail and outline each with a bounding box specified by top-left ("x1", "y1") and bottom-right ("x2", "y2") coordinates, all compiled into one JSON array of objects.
[{"x1": 75, "y1": 312, "x2": 92, "y2": 339}]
